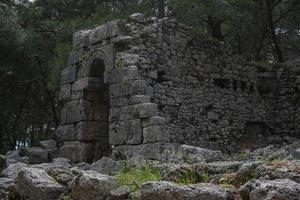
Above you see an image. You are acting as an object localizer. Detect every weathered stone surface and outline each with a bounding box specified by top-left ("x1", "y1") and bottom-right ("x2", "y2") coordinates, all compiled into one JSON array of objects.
[
  {"x1": 291, "y1": 148, "x2": 300, "y2": 159},
  {"x1": 20, "y1": 147, "x2": 49, "y2": 164},
  {"x1": 90, "y1": 157, "x2": 123, "y2": 175},
  {"x1": 32, "y1": 163, "x2": 74, "y2": 185},
  {"x1": 52, "y1": 157, "x2": 72, "y2": 168},
  {"x1": 129, "y1": 13, "x2": 145, "y2": 22},
  {"x1": 16, "y1": 167, "x2": 66, "y2": 200},
  {"x1": 239, "y1": 179, "x2": 300, "y2": 200},
  {"x1": 110, "y1": 119, "x2": 142, "y2": 145},
  {"x1": 143, "y1": 125, "x2": 169, "y2": 143},
  {"x1": 109, "y1": 186, "x2": 133, "y2": 200},
  {"x1": 65, "y1": 100, "x2": 94, "y2": 124},
  {"x1": 178, "y1": 145, "x2": 224, "y2": 163},
  {"x1": 109, "y1": 80, "x2": 147, "y2": 98},
  {"x1": 60, "y1": 66, "x2": 78, "y2": 85},
  {"x1": 0, "y1": 178, "x2": 16, "y2": 200},
  {"x1": 73, "y1": 30, "x2": 91, "y2": 49},
  {"x1": 56, "y1": 124, "x2": 76, "y2": 142},
  {"x1": 255, "y1": 161, "x2": 300, "y2": 183},
  {"x1": 40, "y1": 140, "x2": 57, "y2": 149},
  {"x1": 60, "y1": 141, "x2": 94, "y2": 163},
  {"x1": 0, "y1": 178, "x2": 15, "y2": 190},
  {"x1": 72, "y1": 77, "x2": 102, "y2": 92},
  {"x1": 204, "y1": 161, "x2": 242, "y2": 174},
  {"x1": 70, "y1": 170, "x2": 119, "y2": 200},
  {"x1": 109, "y1": 66, "x2": 140, "y2": 84},
  {"x1": 133, "y1": 103, "x2": 158, "y2": 118},
  {"x1": 141, "y1": 181, "x2": 235, "y2": 200},
  {"x1": 59, "y1": 84, "x2": 72, "y2": 101},
  {"x1": 76, "y1": 122, "x2": 102, "y2": 141},
  {"x1": 5, "y1": 150, "x2": 29, "y2": 166},
  {"x1": 2, "y1": 163, "x2": 28, "y2": 179}
]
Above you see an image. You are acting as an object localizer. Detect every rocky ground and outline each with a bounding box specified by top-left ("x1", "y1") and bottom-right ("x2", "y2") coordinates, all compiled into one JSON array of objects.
[{"x1": 0, "y1": 140, "x2": 300, "y2": 200}]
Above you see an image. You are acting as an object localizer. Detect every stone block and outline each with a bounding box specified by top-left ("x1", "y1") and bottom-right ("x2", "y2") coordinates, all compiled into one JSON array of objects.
[
  {"x1": 59, "y1": 84, "x2": 71, "y2": 101},
  {"x1": 60, "y1": 66, "x2": 78, "y2": 85},
  {"x1": 56, "y1": 124, "x2": 76, "y2": 142},
  {"x1": 60, "y1": 141, "x2": 94, "y2": 163},
  {"x1": 76, "y1": 122, "x2": 102, "y2": 141},
  {"x1": 107, "y1": 19, "x2": 126, "y2": 38},
  {"x1": 89, "y1": 24, "x2": 108, "y2": 45},
  {"x1": 134, "y1": 103, "x2": 158, "y2": 118},
  {"x1": 143, "y1": 125, "x2": 169, "y2": 143},
  {"x1": 72, "y1": 77, "x2": 102, "y2": 92},
  {"x1": 40, "y1": 140, "x2": 57, "y2": 149},
  {"x1": 142, "y1": 116, "x2": 166, "y2": 128},
  {"x1": 130, "y1": 95, "x2": 151, "y2": 105},
  {"x1": 108, "y1": 66, "x2": 140, "y2": 84},
  {"x1": 109, "y1": 80, "x2": 147, "y2": 98},
  {"x1": 68, "y1": 48, "x2": 85, "y2": 66},
  {"x1": 65, "y1": 100, "x2": 94, "y2": 123},
  {"x1": 20, "y1": 147, "x2": 49, "y2": 164},
  {"x1": 73, "y1": 30, "x2": 91, "y2": 49},
  {"x1": 109, "y1": 119, "x2": 142, "y2": 145}
]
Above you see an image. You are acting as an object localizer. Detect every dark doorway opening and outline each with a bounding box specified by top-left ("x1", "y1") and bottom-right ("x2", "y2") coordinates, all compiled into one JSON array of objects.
[{"x1": 87, "y1": 59, "x2": 110, "y2": 160}]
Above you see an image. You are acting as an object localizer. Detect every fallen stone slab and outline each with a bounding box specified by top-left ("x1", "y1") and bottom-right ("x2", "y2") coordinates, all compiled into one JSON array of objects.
[
  {"x1": 141, "y1": 181, "x2": 235, "y2": 200},
  {"x1": 70, "y1": 170, "x2": 119, "y2": 200},
  {"x1": 20, "y1": 147, "x2": 49, "y2": 164},
  {"x1": 239, "y1": 179, "x2": 300, "y2": 200},
  {"x1": 90, "y1": 157, "x2": 123, "y2": 175},
  {"x1": 16, "y1": 167, "x2": 66, "y2": 200}
]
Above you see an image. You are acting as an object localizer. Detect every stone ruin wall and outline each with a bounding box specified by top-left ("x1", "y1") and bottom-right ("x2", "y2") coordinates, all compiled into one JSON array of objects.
[{"x1": 56, "y1": 14, "x2": 300, "y2": 162}]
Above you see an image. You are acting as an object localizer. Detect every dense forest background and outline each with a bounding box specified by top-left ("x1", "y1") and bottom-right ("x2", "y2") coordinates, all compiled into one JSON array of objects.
[{"x1": 0, "y1": 0, "x2": 299, "y2": 154}]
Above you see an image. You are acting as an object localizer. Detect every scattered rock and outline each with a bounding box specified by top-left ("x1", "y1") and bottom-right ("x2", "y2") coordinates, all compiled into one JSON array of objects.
[
  {"x1": 109, "y1": 186, "x2": 133, "y2": 200},
  {"x1": 179, "y1": 145, "x2": 225, "y2": 163},
  {"x1": 141, "y1": 181, "x2": 235, "y2": 200},
  {"x1": 74, "y1": 162, "x2": 91, "y2": 170},
  {"x1": 16, "y1": 167, "x2": 66, "y2": 200},
  {"x1": 70, "y1": 170, "x2": 119, "y2": 200},
  {"x1": 255, "y1": 161, "x2": 300, "y2": 183},
  {"x1": 239, "y1": 179, "x2": 300, "y2": 200},
  {"x1": 20, "y1": 147, "x2": 49, "y2": 164},
  {"x1": 52, "y1": 157, "x2": 72, "y2": 168},
  {"x1": 6, "y1": 150, "x2": 29, "y2": 166},
  {"x1": 91, "y1": 157, "x2": 123, "y2": 175},
  {"x1": 0, "y1": 178, "x2": 17, "y2": 200}
]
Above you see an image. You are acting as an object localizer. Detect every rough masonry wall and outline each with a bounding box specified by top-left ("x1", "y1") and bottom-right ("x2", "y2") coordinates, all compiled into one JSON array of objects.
[
  {"x1": 56, "y1": 13, "x2": 300, "y2": 162},
  {"x1": 122, "y1": 16, "x2": 275, "y2": 151}
]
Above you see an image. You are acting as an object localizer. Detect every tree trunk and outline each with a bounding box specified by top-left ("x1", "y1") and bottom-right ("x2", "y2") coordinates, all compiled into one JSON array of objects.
[{"x1": 265, "y1": 0, "x2": 284, "y2": 62}]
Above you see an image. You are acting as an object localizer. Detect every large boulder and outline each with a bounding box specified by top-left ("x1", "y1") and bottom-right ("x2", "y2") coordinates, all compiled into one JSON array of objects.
[
  {"x1": 32, "y1": 163, "x2": 74, "y2": 185},
  {"x1": 20, "y1": 147, "x2": 49, "y2": 164},
  {"x1": 90, "y1": 157, "x2": 123, "y2": 175},
  {"x1": 1, "y1": 163, "x2": 28, "y2": 179},
  {"x1": 255, "y1": 161, "x2": 300, "y2": 183},
  {"x1": 0, "y1": 178, "x2": 17, "y2": 200},
  {"x1": 140, "y1": 181, "x2": 235, "y2": 200},
  {"x1": 239, "y1": 179, "x2": 300, "y2": 200},
  {"x1": 70, "y1": 170, "x2": 119, "y2": 200},
  {"x1": 16, "y1": 167, "x2": 66, "y2": 200}
]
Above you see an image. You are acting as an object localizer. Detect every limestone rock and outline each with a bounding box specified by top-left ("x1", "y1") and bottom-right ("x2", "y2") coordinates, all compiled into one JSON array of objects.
[
  {"x1": 70, "y1": 170, "x2": 119, "y2": 200},
  {"x1": 16, "y1": 167, "x2": 66, "y2": 200},
  {"x1": 255, "y1": 161, "x2": 300, "y2": 183},
  {"x1": 179, "y1": 145, "x2": 224, "y2": 163},
  {"x1": 109, "y1": 186, "x2": 133, "y2": 200},
  {"x1": 141, "y1": 181, "x2": 235, "y2": 200},
  {"x1": 52, "y1": 157, "x2": 72, "y2": 168},
  {"x1": 0, "y1": 178, "x2": 17, "y2": 200},
  {"x1": 40, "y1": 140, "x2": 57, "y2": 149},
  {"x1": 20, "y1": 147, "x2": 49, "y2": 164},
  {"x1": 90, "y1": 157, "x2": 123, "y2": 175},
  {"x1": 5, "y1": 150, "x2": 29, "y2": 166},
  {"x1": 2, "y1": 163, "x2": 28, "y2": 179},
  {"x1": 239, "y1": 179, "x2": 300, "y2": 200}
]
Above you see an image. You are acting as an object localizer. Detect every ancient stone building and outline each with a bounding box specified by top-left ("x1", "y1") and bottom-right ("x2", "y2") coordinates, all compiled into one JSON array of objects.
[{"x1": 56, "y1": 13, "x2": 300, "y2": 162}]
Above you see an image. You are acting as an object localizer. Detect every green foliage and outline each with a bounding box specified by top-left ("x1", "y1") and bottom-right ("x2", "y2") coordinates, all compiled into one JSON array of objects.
[
  {"x1": 229, "y1": 151, "x2": 252, "y2": 161},
  {"x1": 48, "y1": 42, "x2": 72, "y2": 89},
  {"x1": 178, "y1": 170, "x2": 198, "y2": 185},
  {"x1": 117, "y1": 166, "x2": 162, "y2": 191}
]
